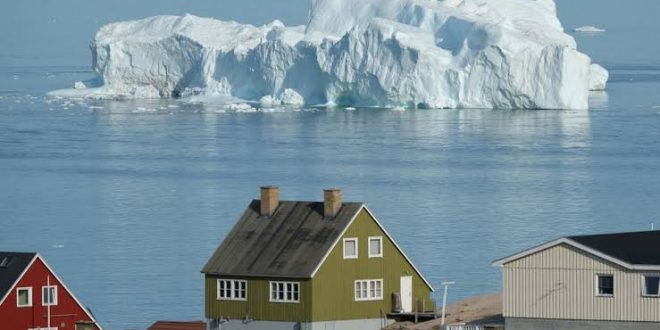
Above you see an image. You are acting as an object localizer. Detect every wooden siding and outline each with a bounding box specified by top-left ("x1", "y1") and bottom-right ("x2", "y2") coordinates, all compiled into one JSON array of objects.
[
  {"x1": 502, "y1": 243, "x2": 660, "y2": 322},
  {"x1": 205, "y1": 276, "x2": 312, "y2": 322},
  {"x1": 310, "y1": 209, "x2": 432, "y2": 321}
]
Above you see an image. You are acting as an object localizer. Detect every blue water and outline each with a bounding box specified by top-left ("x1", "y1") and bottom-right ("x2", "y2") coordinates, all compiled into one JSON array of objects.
[{"x1": 2, "y1": 65, "x2": 660, "y2": 330}]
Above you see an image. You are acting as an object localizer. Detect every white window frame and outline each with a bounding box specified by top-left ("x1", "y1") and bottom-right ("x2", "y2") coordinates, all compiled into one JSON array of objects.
[
  {"x1": 595, "y1": 274, "x2": 614, "y2": 297},
  {"x1": 642, "y1": 274, "x2": 660, "y2": 297},
  {"x1": 16, "y1": 287, "x2": 32, "y2": 307},
  {"x1": 42, "y1": 285, "x2": 58, "y2": 306},
  {"x1": 216, "y1": 279, "x2": 248, "y2": 301},
  {"x1": 343, "y1": 237, "x2": 358, "y2": 259},
  {"x1": 354, "y1": 279, "x2": 383, "y2": 301},
  {"x1": 269, "y1": 281, "x2": 300, "y2": 303},
  {"x1": 368, "y1": 236, "x2": 383, "y2": 258}
]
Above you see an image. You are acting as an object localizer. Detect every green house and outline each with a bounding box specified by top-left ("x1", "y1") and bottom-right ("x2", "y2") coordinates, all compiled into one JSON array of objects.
[{"x1": 202, "y1": 187, "x2": 435, "y2": 330}]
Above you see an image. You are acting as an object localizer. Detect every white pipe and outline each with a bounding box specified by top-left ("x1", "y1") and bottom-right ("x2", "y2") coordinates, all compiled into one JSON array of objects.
[
  {"x1": 47, "y1": 275, "x2": 51, "y2": 330},
  {"x1": 440, "y1": 281, "x2": 455, "y2": 326}
]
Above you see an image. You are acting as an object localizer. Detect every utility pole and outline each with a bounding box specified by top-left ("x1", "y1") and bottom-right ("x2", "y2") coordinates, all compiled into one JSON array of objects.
[{"x1": 440, "y1": 281, "x2": 455, "y2": 326}]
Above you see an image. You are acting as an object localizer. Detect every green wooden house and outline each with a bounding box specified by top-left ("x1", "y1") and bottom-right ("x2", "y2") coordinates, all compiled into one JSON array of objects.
[{"x1": 202, "y1": 186, "x2": 434, "y2": 330}]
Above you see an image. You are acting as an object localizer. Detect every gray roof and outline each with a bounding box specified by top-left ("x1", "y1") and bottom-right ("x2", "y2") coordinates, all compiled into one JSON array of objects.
[
  {"x1": 202, "y1": 200, "x2": 364, "y2": 278},
  {"x1": 0, "y1": 252, "x2": 36, "y2": 301}
]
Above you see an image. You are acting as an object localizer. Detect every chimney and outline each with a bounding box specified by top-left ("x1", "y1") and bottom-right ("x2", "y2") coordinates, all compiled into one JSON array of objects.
[
  {"x1": 324, "y1": 188, "x2": 342, "y2": 218},
  {"x1": 260, "y1": 186, "x2": 279, "y2": 217}
]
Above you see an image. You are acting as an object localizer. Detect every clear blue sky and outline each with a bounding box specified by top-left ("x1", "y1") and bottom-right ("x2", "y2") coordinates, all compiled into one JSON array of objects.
[{"x1": 1, "y1": 0, "x2": 658, "y2": 67}]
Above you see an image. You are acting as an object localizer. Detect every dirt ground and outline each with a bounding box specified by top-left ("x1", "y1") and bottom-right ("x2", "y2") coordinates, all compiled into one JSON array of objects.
[{"x1": 385, "y1": 293, "x2": 502, "y2": 330}]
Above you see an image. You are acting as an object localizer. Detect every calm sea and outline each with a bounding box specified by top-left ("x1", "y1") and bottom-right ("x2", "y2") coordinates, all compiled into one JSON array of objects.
[{"x1": 2, "y1": 64, "x2": 660, "y2": 329}]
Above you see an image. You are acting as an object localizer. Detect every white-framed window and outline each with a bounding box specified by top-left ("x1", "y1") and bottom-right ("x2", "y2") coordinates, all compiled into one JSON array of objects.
[
  {"x1": 343, "y1": 238, "x2": 358, "y2": 259},
  {"x1": 16, "y1": 287, "x2": 32, "y2": 307},
  {"x1": 217, "y1": 279, "x2": 247, "y2": 301},
  {"x1": 596, "y1": 274, "x2": 614, "y2": 296},
  {"x1": 354, "y1": 279, "x2": 383, "y2": 301},
  {"x1": 368, "y1": 236, "x2": 383, "y2": 258},
  {"x1": 643, "y1": 275, "x2": 660, "y2": 297},
  {"x1": 42, "y1": 285, "x2": 58, "y2": 306},
  {"x1": 269, "y1": 281, "x2": 300, "y2": 303}
]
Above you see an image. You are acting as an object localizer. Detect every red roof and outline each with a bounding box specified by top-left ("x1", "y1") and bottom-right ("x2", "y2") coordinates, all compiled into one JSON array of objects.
[{"x1": 147, "y1": 321, "x2": 206, "y2": 330}]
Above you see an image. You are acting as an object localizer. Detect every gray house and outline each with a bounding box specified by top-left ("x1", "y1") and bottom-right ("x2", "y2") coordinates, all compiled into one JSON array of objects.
[{"x1": 493, "y1": 230, "x2": 660, "y2": 330}]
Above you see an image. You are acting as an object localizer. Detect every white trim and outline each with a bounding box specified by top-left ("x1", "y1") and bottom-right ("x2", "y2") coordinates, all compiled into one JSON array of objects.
[
  {"x1": 216, "y1": 279, "x2": 247, "y2": 301},
  {"x1": 491, "y1": 237, "x2": 660, "y2": 271},
  {"x1": 595, "y1": 274, "x2": 614, "y2": 297},
  {"x1": 42, "y1": 285, "x2": 58, "y2": 306},
  {"x1": 0, "y1": 254, "x2": 37, "y2": 307},
  {"x1": 28, "y1": 327, "x2": 58, "y2": 330},
  {"x1": 269, "y1": 281, "x2": 300, "y2": 303},
  {"x1": 309, "y1": 205, "x2": 435, "y2": 292},
  {"x1": 368, "y1": 236, "x2": 383, "y2": 258},
  {"x1": 354, "y1": 279, "x2": 383, "y2": 301},
  {"x1": 16, "y1": 287, "x2": 32, "y2": 307},
  {"x1": 343, "y1": 238, "x2": 358, "y2": 259}
]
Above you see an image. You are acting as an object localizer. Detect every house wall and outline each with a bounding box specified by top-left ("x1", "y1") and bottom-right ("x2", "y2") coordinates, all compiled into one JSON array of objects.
[
  {"x1": 310, "y1": 209, "x2": 433, "y2": 322},
  {"x1": 502, "y1": 243, "x2": 660, "y2": 322},
  {"x1": 205, "y1": 276, "x2": 312, "y2": 322},
  {"x1": 0, "y1": 257, "x2": 100, "y2": 330}
]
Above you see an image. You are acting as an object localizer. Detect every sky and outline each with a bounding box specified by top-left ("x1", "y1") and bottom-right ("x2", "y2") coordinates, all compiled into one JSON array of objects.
[{"x1": 1, "y1": 0, "x2": 659, "y2": 67}]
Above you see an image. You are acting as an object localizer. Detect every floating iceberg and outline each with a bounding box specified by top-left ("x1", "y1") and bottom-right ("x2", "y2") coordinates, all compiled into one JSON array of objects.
[
  {"x1": 50, "y1": 0, "x2": 608, "y2": 109},
  {"x1": 573, "y1": 26, "x2": 606, "y2": 33}
]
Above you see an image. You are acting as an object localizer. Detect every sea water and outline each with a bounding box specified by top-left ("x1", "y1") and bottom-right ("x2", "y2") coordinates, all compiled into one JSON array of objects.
[{"x1": 2, "y1": 64, "x2": 660, "y2": 329}]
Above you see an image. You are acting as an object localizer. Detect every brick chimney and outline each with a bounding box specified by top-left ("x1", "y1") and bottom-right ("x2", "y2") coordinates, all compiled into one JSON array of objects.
[
  {"x1": 324, "y1": 188, "x2": 342, "y2": 218},
  {"x1": 260, "y1": 186, "x2": 279, "y2": 217}
]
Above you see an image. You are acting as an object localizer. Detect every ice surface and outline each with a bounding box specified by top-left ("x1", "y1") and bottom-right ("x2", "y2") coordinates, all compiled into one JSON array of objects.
[
  {"x1": 49, "y1": 0, "x2": 608, "y2": 109},
  {"x1": 574, "y1": 26, "x2": 606, "y2": 33}
]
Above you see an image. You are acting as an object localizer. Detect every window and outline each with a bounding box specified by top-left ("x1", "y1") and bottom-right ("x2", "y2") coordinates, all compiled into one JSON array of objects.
[
  {"x1": 643, "y1": 275, "x2": 660, "y2": 297},
  {"x1": 217, "y1": 279, "x2": 247, "y2": 300},
  {"x1": 354, "y1": 279, "x2": 383, "y2": 301},
  {"x1": 343, "y1": 238, "x2": 358, "y2": 259},
  {"x1": 17, "y1": 287, "x2": 32, "y2": 307},
  {"x1": 269, "y1": 281, "x2": 300, "y2": 303},
  {"x1": 368, "y1": 236, "x2": 383, "y2": 258},
  {"x1": 0, "y1": 256, "x2": 11, "y2": 268},
  {"x1": 597, "y1": 275, "x2": 614, "y2": 296},
  {"x1": 42, "y1": 285, "x2": 58, "y2": 306}
]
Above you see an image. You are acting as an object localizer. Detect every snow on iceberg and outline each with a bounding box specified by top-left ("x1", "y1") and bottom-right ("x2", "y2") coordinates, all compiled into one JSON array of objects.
[{"x1": 50, "y1": 0, "x2": 608, "y2": 109}]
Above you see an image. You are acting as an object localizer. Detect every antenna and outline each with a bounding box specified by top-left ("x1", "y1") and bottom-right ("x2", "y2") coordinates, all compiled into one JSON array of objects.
[{"x1": 652, "y1": 223, "x2": 655, "y2": 231}]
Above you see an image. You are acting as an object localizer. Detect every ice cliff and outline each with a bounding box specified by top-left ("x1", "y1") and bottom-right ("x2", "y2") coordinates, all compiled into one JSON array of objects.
[{"x1": 51, "y1": 0, "x2": 609, "y2": 109}]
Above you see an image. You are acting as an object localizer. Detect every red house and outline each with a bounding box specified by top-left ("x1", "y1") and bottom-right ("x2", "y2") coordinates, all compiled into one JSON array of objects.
[{"x1": 0, "y1": 252, "x2": 102, "y2": 330}]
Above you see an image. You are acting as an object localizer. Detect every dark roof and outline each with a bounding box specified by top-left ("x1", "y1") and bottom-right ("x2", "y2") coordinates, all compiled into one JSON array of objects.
[
  {"x1": 202, "y1": 200, "x2": 363, "y2": 278},
  {"x1": 147, "y1": 321, "x2": 206, "y2": 330},
  {"x1": 569, "y1": 230, "x2": 660, "y2": 265},
  {"x1": 0, "y1": 252, "x2": 37, "y2": 301}
]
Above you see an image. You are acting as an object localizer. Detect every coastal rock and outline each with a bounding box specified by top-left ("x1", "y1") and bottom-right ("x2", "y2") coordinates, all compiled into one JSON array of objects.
[{"x1": 50, "y1": 0, "x2": 608, "y2": 109}]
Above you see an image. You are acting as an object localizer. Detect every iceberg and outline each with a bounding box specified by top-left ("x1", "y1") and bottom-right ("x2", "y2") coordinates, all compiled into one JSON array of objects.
[
  {"x1": 50, "y1": 0, "x2": 608, "y2": 109},
  {"x1": 573, "y1": 26, "x2": 606, "y2": 33}
]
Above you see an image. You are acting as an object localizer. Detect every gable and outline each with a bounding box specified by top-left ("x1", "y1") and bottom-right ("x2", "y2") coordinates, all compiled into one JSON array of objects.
[
  {"x1": 0, "y1": 254, "x2": 102, "y2": 330},
  {"x1": 311, "y1": 207, "x2": 434, "y2": 291},
  {"x1": 202, "y1": 201, "x2": 364, "y2": 278}
]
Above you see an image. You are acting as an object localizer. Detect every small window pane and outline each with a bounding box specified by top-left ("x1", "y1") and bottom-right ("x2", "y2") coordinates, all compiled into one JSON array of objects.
[
  {"x1": 344, "y1": 240, "x2": 357, "y2": 258},
  {"x1": 369, "y1": 238, "x2": 382, "y2": 256},
  {"x1": 271, "y1": 283, "x2": 277, "y2": 300},
  {"x1": 598, "y1": 275, "x2": 614, "y2": 295},
  {"x1": 376, "y1": 281, "x2": 382, "y2": 298},
  {"x1": 645, "y1": 276, "x2": 660, "y2": 296},
  {"x1": 18, "y1": 289, "x2": 30, "y2": 306}
]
